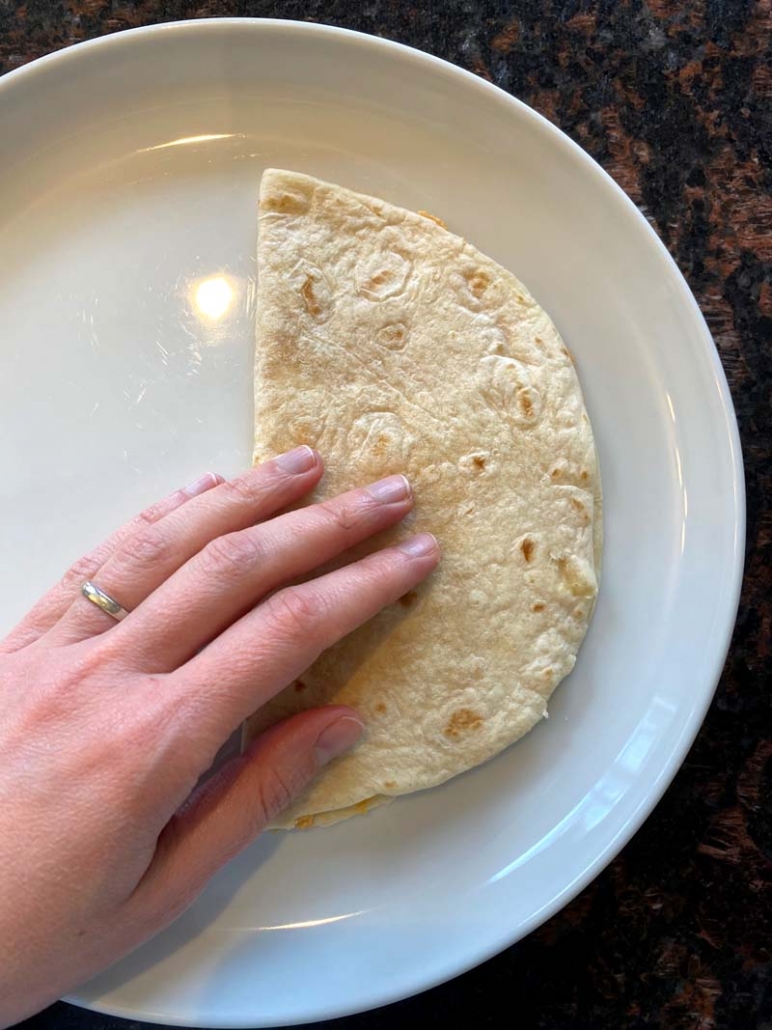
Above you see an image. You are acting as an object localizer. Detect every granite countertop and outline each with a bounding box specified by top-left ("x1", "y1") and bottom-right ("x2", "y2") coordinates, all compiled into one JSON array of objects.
[{"x1": 3, "y1": 1, "x2": 770, "y2": 1028}]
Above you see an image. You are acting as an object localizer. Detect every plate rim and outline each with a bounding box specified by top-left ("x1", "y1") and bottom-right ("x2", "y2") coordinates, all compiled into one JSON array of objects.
[{"x1": 1, "y1": 17, "x2": 746, "y2": 1026}]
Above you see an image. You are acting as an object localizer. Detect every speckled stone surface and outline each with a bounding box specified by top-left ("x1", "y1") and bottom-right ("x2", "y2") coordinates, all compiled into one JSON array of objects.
[{"x1": 4, "y1": 1, "x2": 770, "y2": 1028}]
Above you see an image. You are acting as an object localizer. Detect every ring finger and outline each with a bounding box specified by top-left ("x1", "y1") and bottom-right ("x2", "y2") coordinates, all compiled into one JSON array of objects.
[
  {"x1": 3, "y1": 472, "x2": 222, "y2": 653},
  {"x1": 50, "y1": 446, "x2": 323, "y2": 644}
]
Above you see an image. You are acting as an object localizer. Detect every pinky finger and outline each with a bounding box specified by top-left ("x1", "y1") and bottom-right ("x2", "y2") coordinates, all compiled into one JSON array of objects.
[
  {"x1": 127, "y1": 707, "x2": 363, "y2": 928},
  {"x1": 1, "y1": 472, "x2": 222, "y2": 653}
]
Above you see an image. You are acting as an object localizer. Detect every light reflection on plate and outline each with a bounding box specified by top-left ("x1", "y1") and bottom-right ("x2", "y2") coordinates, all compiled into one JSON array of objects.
[{"x1": 192, "y1": 275, "x2": 236, "y2": 323}]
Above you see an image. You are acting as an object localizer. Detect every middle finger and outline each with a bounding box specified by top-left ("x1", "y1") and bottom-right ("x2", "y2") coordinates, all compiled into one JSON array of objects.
[{"x1": 112, "y1": 474, "x2": 415, "y2": 670}]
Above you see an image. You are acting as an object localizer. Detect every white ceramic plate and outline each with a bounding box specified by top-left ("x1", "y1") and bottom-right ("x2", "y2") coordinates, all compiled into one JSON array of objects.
[{"x1": 0, "y1": 20, "x2": 744, "y2": 1027}]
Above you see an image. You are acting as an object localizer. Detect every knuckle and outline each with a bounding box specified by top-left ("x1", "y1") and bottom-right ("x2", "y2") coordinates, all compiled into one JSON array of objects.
[
  {"x1": 254, "y1": 765, "x2": 303, "y2": 824},
  {"x1": 134, "y1": 499, "x2": 168, "y2": 527},
  {"x1": 266, "y1": 587, "x2": 321, "y2": 639},
  {"x1": 61, "y1": 551, "x2": 104, "y2": 590},
  {"x1": 200, "y1": 530, "x2": 262, "y2": 577},
  {"x1": 221, "y1": 472, "x2": 266, "y2": 507},
  {"x1": 318, "y1": 496, "x2": 365, "y2": 533},
  {"x1": 123, "y1": 525, "x2": 171, "y2": 567}
]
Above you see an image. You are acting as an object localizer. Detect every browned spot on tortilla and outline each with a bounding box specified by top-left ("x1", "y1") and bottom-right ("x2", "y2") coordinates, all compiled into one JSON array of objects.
[
  {"x1": 373, "y1": 433, "x2": 390, "y2": 456},
  {"x1": 375, "y1": 701, "x2": 387, "y2": 713},
  {"x1": 468, "y1": 270, "x2": 491, "y2": 298},
  {"x1": 354, "y1": 797, "x2": 375, "y2": 814},
  {"x1": 532, "y1": 602, "x2": 546, "y2": 612},
  {"x1": 399, "y1": 590, "x2": 419, "y2": 608},
  {"x1": 418, "y1": 209, "x2": 446, "y2": 227},
  {"x1": 378, "y1": 322, "x2": 407, "y2": 347},
  {"x1": 571, "y1": 496, "x2": 590, "y2": 526},
  {"x1": 300, "y1": 276, "x2": 323, "y2": 318},
  {"x1": 293, "y1": 679, "x2": 307, "y2": 693},
  {"x1": 580, "y1": 470, "x2": 589, "y2": 481},
  {"x1": 265, "y1": 334, "x2": 300, "y2": 372},
  {"x1": 472, "y1": 455, "x2": 486, "y2": 470},
  {"x1": 519, "y1": 391, "x2": 534, "y2": 418},
  {"x1": 534, "y1": 336, "x2": 543, "y2": 346},
  {"x1": 384, "y1": 780, "x2": 396, "y2": 789},
  {"x1": 521, "y1": 537, "x2": 535, "y2": 562},
  {"x1": 444, "y1": 708, "x2": 484, "y2": 739},
  {"x1": 551, "y1": 468, "x2": 562, "y2": 479},
  {"x1": 295, "y1": 815, "x2": 315, "y2": 829},
  {"x1": 364, "y1": 269, "x2": 394, "y2": 292},
  {"x1": 562, "y1": 346, "x2": 575, "y2": 364},
  {"x1": 261, "y1": 190, "x2": 309, "y2": 215}
]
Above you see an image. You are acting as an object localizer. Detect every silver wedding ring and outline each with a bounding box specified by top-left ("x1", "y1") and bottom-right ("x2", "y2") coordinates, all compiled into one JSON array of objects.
[{"x1": 81, "y1": 580, "x2": 130, "y2": 622}]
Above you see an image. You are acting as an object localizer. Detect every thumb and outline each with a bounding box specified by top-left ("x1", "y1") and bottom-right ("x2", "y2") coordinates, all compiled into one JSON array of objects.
[{"x1": 129, "y1": 707, "x2": 363, "y2": 929}]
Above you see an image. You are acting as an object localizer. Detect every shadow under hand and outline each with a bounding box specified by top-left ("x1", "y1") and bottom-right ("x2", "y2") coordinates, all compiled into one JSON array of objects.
[{"x1": 79, "y1": 829, "x2": 283, "y2": 996}]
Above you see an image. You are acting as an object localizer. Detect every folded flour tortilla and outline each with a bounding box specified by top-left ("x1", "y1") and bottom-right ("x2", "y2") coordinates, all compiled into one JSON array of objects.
[{"x1": 249, "y1": 169, "x2": 601, "y2": 828}]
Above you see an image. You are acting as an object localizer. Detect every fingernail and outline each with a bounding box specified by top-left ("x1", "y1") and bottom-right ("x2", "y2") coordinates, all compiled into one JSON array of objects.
[
  {"x1": 314, "y1": 716, "x2": 365, "y2": 766},
  {"x1": 183, "y1": 472, "x2": 222, "y2": 497},
  {"x1": 275, "y1": 445, "x2": 317, "y2": 475},
  {"x1": 398, "y1": 532, "x2": 439, "y2": 558},
  {"x1": 365, "y1": 474, "x2": 411, "y2": 504}
]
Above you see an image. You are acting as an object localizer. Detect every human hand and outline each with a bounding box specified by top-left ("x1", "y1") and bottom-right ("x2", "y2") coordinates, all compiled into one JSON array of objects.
[{"x1": 0, "y1": 447, "x2": 439, "y2": 1026}]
